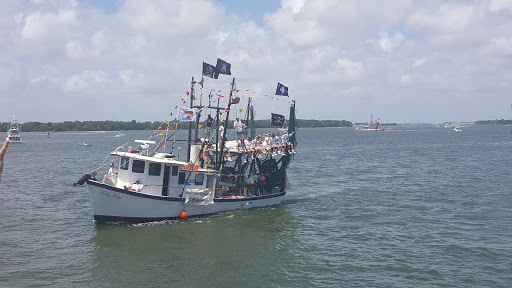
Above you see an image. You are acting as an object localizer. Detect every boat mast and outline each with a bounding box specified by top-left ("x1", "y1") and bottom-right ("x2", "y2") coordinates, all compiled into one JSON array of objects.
[
  {"x1": 288, "y1": 100, "x2": 297, "y2": 147},
  {"x1": 217, "y1": 77, "x2": 236, "y2": 170},
  {"x1": 187, "y1": 77, "x2": 196, "y2": 161},
  {"x1": 245, "y1": 97, "x2": 252, "y2": 136},
  {"x1": 248, "y1": 98, "x2": 256, "y2": 139}
]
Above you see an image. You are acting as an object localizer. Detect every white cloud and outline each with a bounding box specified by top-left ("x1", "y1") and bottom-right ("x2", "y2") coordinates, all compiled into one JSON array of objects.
[
  {"x1": 282, "y1": 0, "x2": 307, "y2": 14},
  {"x1": 400, "y1": 74, "x2": 412, "y2": 85},
  {"x1": 1, "y1": 1, "x2": 512, "y2": 123},
  {"x1": 336, "y1": 58, "x2": 363, "y2": 79},
  {"x1": 485, "y1": 36, "x2": 512, "y2": 55},
  {"x1": 489, "y1": 0, "x2": 512, "y2": 11},
  {"x1": 64, "y1": 70, "x2": 110, "y2": 91},
  {"x1": 118, "y1": 69, "x2": 143, "y2": 85},
  {"x1": 409, "y1": 4, "x2": 482, "y2": 36},
  {"x1": 120, "y1": 0, "x2": 224, "y2": 38},
  {"x1": 413, "y1": 57, "x2": 427, "y2": 67},
  {"x1": 20, "y1": 9, "x2": 78, "y2": 41},
  {"x1": 369, "y1": 32, "x2": 406, "y2": 53}
]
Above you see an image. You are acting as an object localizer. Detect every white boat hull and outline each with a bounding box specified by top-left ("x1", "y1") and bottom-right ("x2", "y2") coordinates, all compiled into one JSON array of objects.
[{"x1": 87, "y1": 180, "x2": 285, "y2": 222}]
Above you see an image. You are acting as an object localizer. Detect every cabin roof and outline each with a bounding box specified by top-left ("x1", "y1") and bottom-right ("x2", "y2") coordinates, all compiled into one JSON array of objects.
[
  {"x1": 110, "y1": 151, "x2": 188, "y2": 165},
  {"x1": 109, "y1": 151, "x2": 219, "y2": 173}
]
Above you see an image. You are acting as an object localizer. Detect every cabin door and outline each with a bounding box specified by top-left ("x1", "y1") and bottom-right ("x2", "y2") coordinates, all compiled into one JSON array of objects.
[
  {"x1": 161, "y1": 164, "x2": 171, "y2": 196},
  {"x1": 169, "y1": 165, "x2": 180, "y2": 197}
]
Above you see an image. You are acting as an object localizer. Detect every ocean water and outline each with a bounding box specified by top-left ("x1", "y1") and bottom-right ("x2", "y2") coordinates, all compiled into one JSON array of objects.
[{"x1": 1, "y1": 125, "x2": 511, "y2": 288}]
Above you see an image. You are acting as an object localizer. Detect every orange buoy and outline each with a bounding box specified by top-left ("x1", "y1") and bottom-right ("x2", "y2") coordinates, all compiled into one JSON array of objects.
[{"x1": 180, "y1": 211, "x2": 188, "y2": 220}]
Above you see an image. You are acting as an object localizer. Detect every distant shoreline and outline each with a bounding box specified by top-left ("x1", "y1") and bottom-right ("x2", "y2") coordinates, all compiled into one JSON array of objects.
[
  {"x1": 1, "y1": 119, "x2": 353, "y2": 132},
  {"x1": 474, "y1": 119, "x2": 512, "y2": 125},
  {"x1": 6, "y1": 119, "x2": 506, "y2": 133}
]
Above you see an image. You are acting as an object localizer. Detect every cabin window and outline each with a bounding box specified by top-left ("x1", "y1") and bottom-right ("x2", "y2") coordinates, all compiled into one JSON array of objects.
[
  {"x1": 206, "y1": 175, "x2": 215, "y2": 188},
  {"x1": 120, "y1": 157, "x2": 129, "y2": 170},
  {"x1": 132, "y1": 160, "x2": 145, "y2": 173},
  {"x1": 171, "y1": 165, "x2": 178, "y2": 176},
  {"x1": 195, "y1": 174, "x2": 204, "y2": 185},
  {"x1": 178, "y1": 172, "x2": 186, "y2": 185},
  {"x1": 149, "y1": 163, "x2": 161, "y2": 176}
]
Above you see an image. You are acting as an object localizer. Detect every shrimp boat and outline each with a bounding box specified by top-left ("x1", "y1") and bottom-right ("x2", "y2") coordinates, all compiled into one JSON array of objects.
[
  {"x1": 77, "y1": 70, "x2": 297, "y2": 222},
  {"x1": 6, "y1": 116, "x2": 22, "y2": 143},
  {"x1": 356, "y1": 113, "x2": 385, "y2": 131}
]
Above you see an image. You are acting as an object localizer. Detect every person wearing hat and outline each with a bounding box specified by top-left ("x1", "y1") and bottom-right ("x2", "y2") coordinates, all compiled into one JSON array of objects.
[{"x1": 102, "y1": 163, "x2": 118, "y2": 184}]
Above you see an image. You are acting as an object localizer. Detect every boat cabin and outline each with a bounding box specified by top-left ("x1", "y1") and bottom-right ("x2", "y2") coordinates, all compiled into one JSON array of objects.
[{"x1": 109, "y1": 151, "x2": 217, "y2": 198}]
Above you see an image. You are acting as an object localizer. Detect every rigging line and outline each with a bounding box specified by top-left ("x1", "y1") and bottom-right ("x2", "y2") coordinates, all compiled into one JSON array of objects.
[
  {"x1": 93, "y1": 142, "x2": 128, "y2": 174},
  {"x1": 150, "y1": 130, "x2": 178, "y2": 155}
]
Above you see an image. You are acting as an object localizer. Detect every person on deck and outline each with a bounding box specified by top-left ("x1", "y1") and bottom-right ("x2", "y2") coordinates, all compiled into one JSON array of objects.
[
  {"x1": 202, "y1": 142, "x2": 212, "y2": 169},
  {"x1": 102, "y1": 163, "x2": 118, "y2": 184},
  {"x1": 218, "y1": 125, "x2": 225, "y2": 147},
  {"x1": 262, "y1": 135, "x2": 272, "y2": 154},
  {"x1": 234, "y1": 117, "x2": 243, "y2": 141},
  {"x1": 269, "y1": 133, "x2": 279, "y2": 155},
  {"x1": 205, "y1": 114, "x2": 214, "y2": 139},
  {"x1": 282, "y1": 132, "x2": 296, "y2": 153},
  {"x1": 0, "y1": 139, "x2": 9, "y2": 183},
  {"x1": 206, "y1": 114, "x2": 214, "y2": 128},
  {"x1": 275, "y1": 133, "x2": 284, "y2": 154},
  {"x1": 125, "y1": 180, "x2": 145, "y2": 192}
]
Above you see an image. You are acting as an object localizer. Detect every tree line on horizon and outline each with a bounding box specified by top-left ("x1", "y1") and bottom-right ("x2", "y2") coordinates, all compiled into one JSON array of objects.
[
  {"x1": 2, "y1": 119, "x2": 352, "y2": 132},
  {"x1": 475, "y1": 119, "x2": 512, "y2": 125}
]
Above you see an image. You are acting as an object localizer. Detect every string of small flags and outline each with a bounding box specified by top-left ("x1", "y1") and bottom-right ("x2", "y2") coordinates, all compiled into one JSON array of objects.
[{"x1": 185, "y1": 88, "x2": 292, "y2": 104}]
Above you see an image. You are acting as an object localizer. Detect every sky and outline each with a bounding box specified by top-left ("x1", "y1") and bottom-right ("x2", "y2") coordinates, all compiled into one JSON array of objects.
[{"x1": 1, "y1": 0, "x2": 512, "y2": 124}]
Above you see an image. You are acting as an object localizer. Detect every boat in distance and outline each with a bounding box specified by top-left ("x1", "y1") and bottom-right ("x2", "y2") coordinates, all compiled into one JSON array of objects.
[
  {"x1": 6, "y1": 116, "x2": 22, "y2": 143},
  {"x1": 356, "y1": 113, "x2": 385, "y2": 131}
]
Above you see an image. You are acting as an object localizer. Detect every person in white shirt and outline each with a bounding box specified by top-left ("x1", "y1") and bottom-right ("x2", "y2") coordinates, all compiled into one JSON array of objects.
[
  {"x1": 263, "y1": 136, "x2": 270, "y2": 147},
  {"x1": 234, "y1": 117, "x2": 243, "y2": 141},
  {"x1": 244, "y1": 137, "x2": 255, "y2": 157},
  {"x1": 102, "y1": 163, "x2": 118, "y2": 184},
  {"x1": 126, "y1": 180, "x2": 145, "y2": 192},
  {"x1": 252, "y1": 135, "x2": 266, "y2": 154},
  {"x1": 275, "y1": 133, "x2": 285, "y2": 154},
  {"x1": 282, "y1": 132, "x2": 296, "y2": 153},
  {"x1": 268, "y1": 133, "x2": 280, "y2": 155},
  {"x1": 218, "y1": 125, "x2": 225, "y2": 148}
]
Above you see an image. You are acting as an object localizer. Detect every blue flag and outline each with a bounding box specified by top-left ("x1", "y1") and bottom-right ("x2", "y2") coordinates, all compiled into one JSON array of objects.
[{"x1": 275, "y1": 82, "x2": 289, "y2": 96}]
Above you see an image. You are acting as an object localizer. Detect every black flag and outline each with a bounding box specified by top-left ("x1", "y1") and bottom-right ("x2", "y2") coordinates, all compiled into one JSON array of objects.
[
  {"x1": 202, "y1": 62, "x2": 217, "y2": 79},
  {"x1": 275, "y1": 82, "x2": 289, "y2": 96},
  {"x1": 271, "y1": 113, "x2": 285, "y2": 127},
  {"x1": 215, "y1": 58, "x2": 231, "y2": 77}
]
